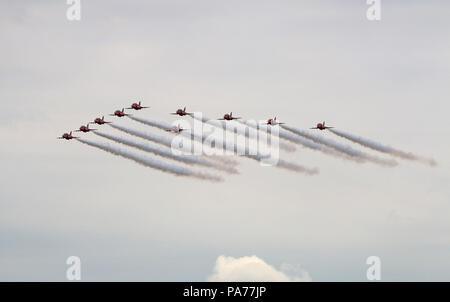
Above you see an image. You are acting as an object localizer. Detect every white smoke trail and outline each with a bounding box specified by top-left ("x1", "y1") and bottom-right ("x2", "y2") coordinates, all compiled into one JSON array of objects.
[
  {"x1": 193, "y1": 116, "x2": 348, "y2": 170},
  {"x1": 128, "y1": 115, "x2": 172, "y2": 131},
  {"x1": 109, "y1": 123, "x2": 238, "y2": 169},
  {"x1": 109, "y1": 123, "x2": 173, "y2": 147},
  {"x1": 128, "y1": 115, "x2": 317, "y2": 174},
  {"x1": 93, "y1": 131, "x2": 238, "y2": 174},
  {"x1": 187, "y1": 115, "x2": 318, "y2": 174},
  {"x1": 277, "y1": 160, "x2": 319, "y2": 175},
  {"x1": 239, "y1": 119, "x2": 356, "y2": 161},
  {"x1": 280, "y1": 124, "x2": 398, "y2": 167},
  {"x1": 206, "y1": 155, "x2": 240, "y2": 166},
  {"x1": 190, "y1": 114, "x2": 297, "y2": 152},
  {"x1": 328, "y1": 128, "x2": 437, "y2": 167},
  {"x1": 279, "y1": 141, "x2": 297, "y2": 152},
  {"x1": 127, "y1": 115, "x2": 264, "y2": 158},
  {"x1": 77, "y1": 138, "x2": 223, "y2": 182}
]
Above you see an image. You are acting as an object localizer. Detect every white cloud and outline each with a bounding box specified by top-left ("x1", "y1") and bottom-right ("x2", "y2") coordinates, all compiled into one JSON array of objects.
[{"x1": 207, "y1": 255, "x2": 311, "y2": 282}]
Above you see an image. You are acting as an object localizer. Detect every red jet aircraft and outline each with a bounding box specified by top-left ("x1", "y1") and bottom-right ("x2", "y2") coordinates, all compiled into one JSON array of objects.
[
  {"x1": 310, "y1": 121, "x2": 333, "y2": 130},
  {"x1": 266, "y1": 117, "x2": 285, "y2": 125},
  {"x1": 57, "y1": 131, "x2": 77, "y2": 140},
  {"x1": 171, "y1": 107, "x2": 192, "y2": 116},
  {"x1": 126, "y1": 101, "x2": 149, "y2": 110},
  {"x1": 219, "y1": 112, "x2": 241, "y2": 120},
  {"x1": 90, "y1": 116, "x2": 111, "y2": 125},
  {"x1": 166, "y1": 124, "x2": 186, "y2": 133},
  {"x1": 75, "y1": 124, "x2": 96, "y2": 133},
  {"x1": 110, "y1": 108, "x2": 129, "y2": 117}
]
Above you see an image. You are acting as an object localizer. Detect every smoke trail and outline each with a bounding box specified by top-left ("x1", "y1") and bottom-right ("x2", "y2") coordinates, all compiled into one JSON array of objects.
[
  {"x1": 128, "y1": 115, "x2": 172, "y2": 131},
  {"x1": 280, "y1": 124, "x2": 397, "y2": 167},
  {"x1": 128, "y1": 115, "x2": 315, "y2": 173},
  {"x1": 206, "y1": 155, "x2": 240, "y2": 166},
  {"x1": 109, "y1": 123, "x2": 173, "y2": 147},
  {"x1": 127, "y1": 115, "x2": 272, "y2": 161},
  {"x1": 187, "y1": 115, "x2": 318, "y2": 174},
  {"x1": 239, "y1": 119, "x2": 355, "y2": 161},
  {"x1": 109, "y1": 123, "x2": 239, "y2": 171},
  {"x1": 126, "y1": 115, "x2": 264, "y2": 158},
  {"x1": 277, "y1": 159, "x2": 319, "y2": 175},
  {"x1": 279, "y1": 141, "x2": 297, "y2": 152},
  {"x1": 118, "y1": 118, "x2": 207, "y2": 154},
  {"x1": 189, "y1": 114, "x2": 300, "y2": 167},
  {"x1": 128, "y1": 114, "x2": 258, "y2": 155},
  {"x1": 110, "y1": 123, "x2": 221, "y2": 160},
  {"x1": 93, "y1": 131, "x2": 238, "y2": 174},
  {"x1": 328, "y1": 128, "x2": 437, "y2": 166},
  {"x1": 190, "y1": 114, "x2": 297, "y2": 153},
  {"x1": 77, "y1": 138, "x2": 223, "y2": 182}
]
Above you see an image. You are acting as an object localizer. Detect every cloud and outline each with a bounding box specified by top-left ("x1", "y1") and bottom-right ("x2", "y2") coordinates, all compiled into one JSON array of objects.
[{"x1": 207, "y1": 255, "x2": 311, "y2": 282}]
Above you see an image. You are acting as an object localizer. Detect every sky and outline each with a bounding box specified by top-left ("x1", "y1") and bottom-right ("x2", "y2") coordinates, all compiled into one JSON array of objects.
[{"x1": 0, "y1": 0, "x2": 449, "y2": 281}]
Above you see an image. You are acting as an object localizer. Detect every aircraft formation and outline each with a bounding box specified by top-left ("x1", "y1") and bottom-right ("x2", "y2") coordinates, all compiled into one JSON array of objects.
[
  {"x1": 58, "y1": 101, "x2": 332, "y2": 140},
  {"x1": 58, "y1": 100, "x2": 436, "y2": 181}
]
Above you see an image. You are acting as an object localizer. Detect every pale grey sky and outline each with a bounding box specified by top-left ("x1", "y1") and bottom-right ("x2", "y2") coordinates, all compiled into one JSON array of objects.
[{"x1": 1, "y1": 0, "x2": 449, "y2": 281}]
